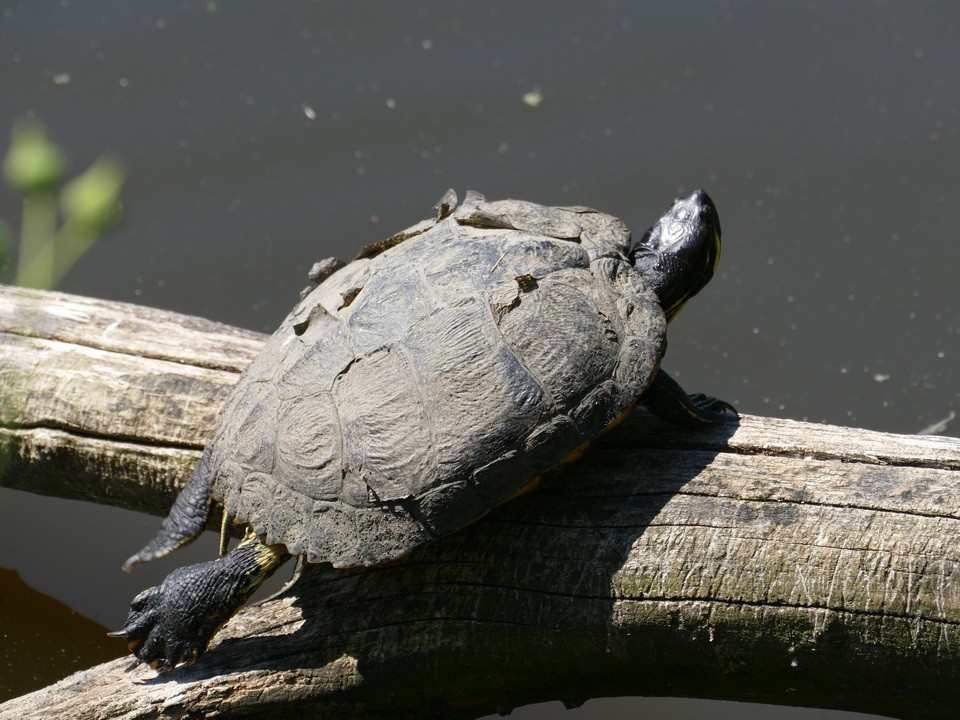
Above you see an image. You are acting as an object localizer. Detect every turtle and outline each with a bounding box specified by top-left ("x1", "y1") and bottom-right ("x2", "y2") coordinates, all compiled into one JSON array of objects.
[{"x1": 113, "y1": 188, "x2": 736, "y2": 671}]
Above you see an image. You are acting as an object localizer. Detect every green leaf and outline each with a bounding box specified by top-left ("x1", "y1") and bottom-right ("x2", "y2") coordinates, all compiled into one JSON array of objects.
[
  {"x1": 59, "y1": 157, "x2": 125, "y2": 234},
  {"x1": 2, "y1": 121, "x2": 67, "y2": 195}
]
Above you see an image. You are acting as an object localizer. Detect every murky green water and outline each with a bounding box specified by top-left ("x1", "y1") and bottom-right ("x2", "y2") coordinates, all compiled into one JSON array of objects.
[{"x1": 1, "y1": 2, "x2": 957, "y2": 717}]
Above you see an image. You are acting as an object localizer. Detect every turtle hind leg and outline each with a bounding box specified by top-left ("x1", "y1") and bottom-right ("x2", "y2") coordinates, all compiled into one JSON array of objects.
[
  {"x1": 112, "y1": 533, "x2": 290, "y2": 671},
  {"x1": 122, "y1": 448, "x2": 215, "y2": 572},
  {"x1": 642, "y1": 369, "x2": 738, "y2": 428}
]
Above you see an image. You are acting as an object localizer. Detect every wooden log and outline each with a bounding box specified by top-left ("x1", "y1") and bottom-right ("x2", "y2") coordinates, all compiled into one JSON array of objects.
[
  {"x1": 2, "y1": 283, "x2": 960, "y2": 719},
  {"x1": 0, "y1": 284, "x2": 263, "y2": 515}
]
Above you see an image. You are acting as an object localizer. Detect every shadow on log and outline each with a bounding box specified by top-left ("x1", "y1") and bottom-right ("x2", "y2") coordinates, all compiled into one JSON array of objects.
[{"x1": 2, "y1": 284, "x2": 960, "y2": 719}]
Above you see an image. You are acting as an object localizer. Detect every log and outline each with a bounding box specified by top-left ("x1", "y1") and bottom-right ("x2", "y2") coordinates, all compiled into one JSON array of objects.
[
  {"x1": 0, "y1": 284, "x2": 263, "y2": 516},
  {"x1": 2, "y1": 283, "x2": 960, "y2": 719}
]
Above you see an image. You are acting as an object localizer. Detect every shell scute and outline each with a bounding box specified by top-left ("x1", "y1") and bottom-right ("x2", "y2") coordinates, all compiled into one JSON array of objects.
[
  {"x1": 400, "y1": 296, "x2": 545, "y2": 479},
  {"x1": 494, "y1": 270, "x2": 622, "y2": 413},
  {"x1": 332, "y1": 346, "x2": 434, "y2": 501}
]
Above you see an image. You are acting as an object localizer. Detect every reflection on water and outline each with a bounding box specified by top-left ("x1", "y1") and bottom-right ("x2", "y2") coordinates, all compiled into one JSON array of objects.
[
  {"x1": 0, "y1": 568, "x2": 121, "y2": 700},
  {"x1": 0, "y1": 1, "x2": 956, "y2": 717}
]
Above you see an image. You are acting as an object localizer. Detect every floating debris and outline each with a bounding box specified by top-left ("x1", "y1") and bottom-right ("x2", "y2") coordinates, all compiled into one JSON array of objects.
[
  {"x1": 433, "y1": 188, "x2": 458, "y2": 220},
  {"x1": 522, "y1": 87, "x2": 544, "y2": 107},
  {"x1": 917, "y1": 409, "x2": 956, "y2": 436}
]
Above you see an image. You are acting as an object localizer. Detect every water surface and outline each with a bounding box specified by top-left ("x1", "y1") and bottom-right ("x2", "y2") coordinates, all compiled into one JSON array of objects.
[{"x1": 1, "y1": 2, "x2": 957, "y2": 717}]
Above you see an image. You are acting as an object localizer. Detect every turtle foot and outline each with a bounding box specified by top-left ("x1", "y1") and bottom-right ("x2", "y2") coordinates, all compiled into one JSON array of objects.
[
  {"x1": 111, "y1": 561, "x2": 226, "y2": 672},
  {"x1": 687, "y1": 393, "x2": 739, "y2": 425},
  {"x1": 642, "y1": 369, "x2": 738, "y2": 429},
  {"x1": 113, "y1": 537, "x2": 290, "y2": 673}
]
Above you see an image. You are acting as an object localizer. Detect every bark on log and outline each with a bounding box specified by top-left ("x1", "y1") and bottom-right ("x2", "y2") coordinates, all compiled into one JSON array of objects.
[{"x1": 2, "y1": 283, "x2": 960, "y2": 719}]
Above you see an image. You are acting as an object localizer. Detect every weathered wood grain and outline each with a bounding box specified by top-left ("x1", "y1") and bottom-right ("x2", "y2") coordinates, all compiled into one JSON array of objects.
[
  {"x1": 0, "y1": 284, "x2": 264, "y2": 371},
  {"x1": 0, "y1": 285, "x2": 263, "y2": 513},
  {"x1": 2, "y1": 283, "x2": 959, "y2": 719}
]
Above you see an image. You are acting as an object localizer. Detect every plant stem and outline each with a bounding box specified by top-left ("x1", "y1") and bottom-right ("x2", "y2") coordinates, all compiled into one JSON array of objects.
[
  {"x1": 50, "y1": 218, "x2": 98, "y2": 288},
  {"x1": 15, "y1": 193, "x2": 57, "y2": 289}
]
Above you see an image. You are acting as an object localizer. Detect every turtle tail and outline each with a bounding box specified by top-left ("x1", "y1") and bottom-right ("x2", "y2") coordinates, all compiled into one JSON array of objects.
[{"x1": 122, "y1": 448, "x2": 215, "y2": 572}]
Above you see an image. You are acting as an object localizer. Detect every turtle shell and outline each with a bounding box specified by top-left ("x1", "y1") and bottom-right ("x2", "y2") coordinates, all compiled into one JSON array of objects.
[{"x1": 211, "y1": 192, "x2": 666, "y2": 567}]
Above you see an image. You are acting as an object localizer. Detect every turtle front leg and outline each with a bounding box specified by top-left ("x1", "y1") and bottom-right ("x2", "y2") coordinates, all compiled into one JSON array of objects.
[
  {"x1": 111, "y1": 533, "x2": 289, "y2": 672},
  {"x1": 642, "y1": 369, "x2": 738, "y2": 428}
]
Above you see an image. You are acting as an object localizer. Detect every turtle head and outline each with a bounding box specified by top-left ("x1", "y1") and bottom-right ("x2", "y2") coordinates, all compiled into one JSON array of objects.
[{"x1": 631, "y1": 189, "x2": 721, "y2": 322}]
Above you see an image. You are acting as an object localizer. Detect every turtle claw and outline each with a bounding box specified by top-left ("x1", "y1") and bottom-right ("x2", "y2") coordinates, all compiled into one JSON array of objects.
[
  {"x1": 688, "y1": 393, "x2": 739, "y2": 424},
  {"x1": 643, "y1": 370, "x2": 737, "y2": 429}
]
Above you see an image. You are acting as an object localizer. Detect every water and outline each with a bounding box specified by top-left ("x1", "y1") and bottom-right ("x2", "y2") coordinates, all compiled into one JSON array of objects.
[{"x1": 0, "y1": 1, "x2": 957, "y2": 717}]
